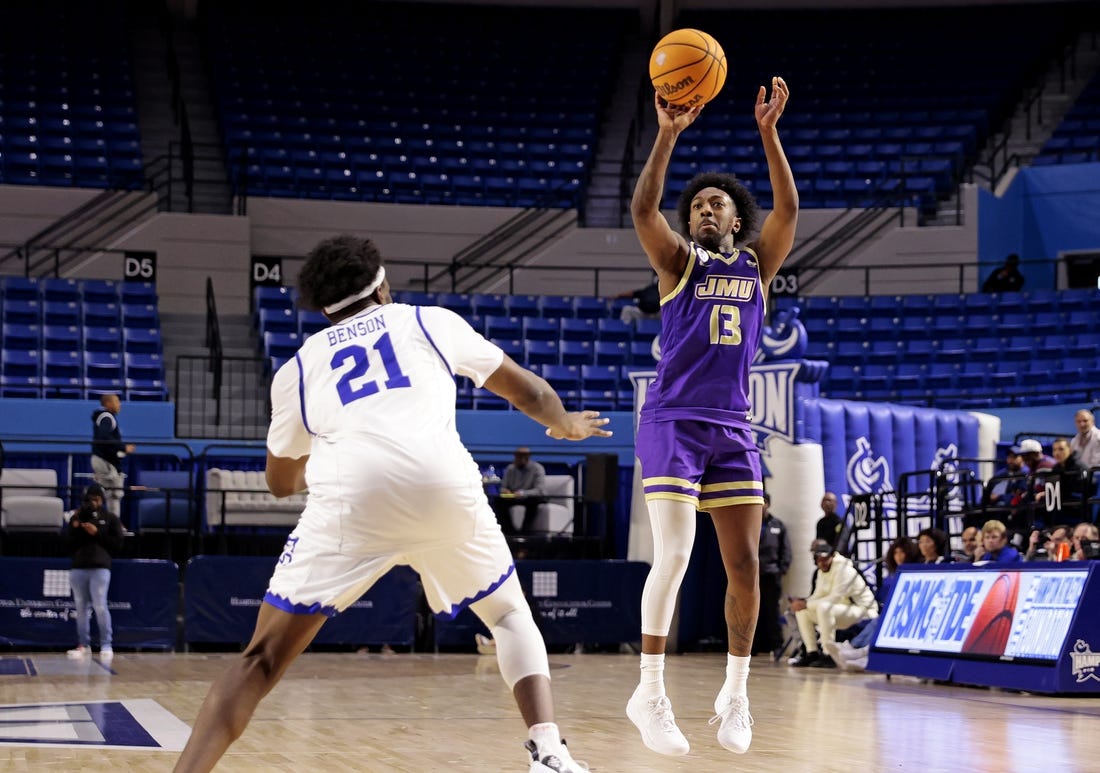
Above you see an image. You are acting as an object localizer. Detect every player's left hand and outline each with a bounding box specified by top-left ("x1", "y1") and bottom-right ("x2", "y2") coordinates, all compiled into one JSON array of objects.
[
  {"x1": 755, "y1": 76, "x2": 789, "y2": 130},
  {"x1": 546, "y1": 411, "x2": 613, "y2": 441}
]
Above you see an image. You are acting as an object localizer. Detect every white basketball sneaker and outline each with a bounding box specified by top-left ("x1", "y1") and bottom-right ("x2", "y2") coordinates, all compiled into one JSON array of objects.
[
  {"x1": 626, "y1": 688, "x2": 690, "y2": 756},
  {"x1": 710, "y1": 693, "x2": 753, "y2": 754},
  {"x1": 525, "y1": 738, "x2": 588, "y2": 772}
]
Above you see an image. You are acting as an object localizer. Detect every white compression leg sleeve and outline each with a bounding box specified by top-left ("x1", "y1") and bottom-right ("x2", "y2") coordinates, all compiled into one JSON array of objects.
[
  {"x1": 640, "y1": 499, "x2": 697, "y2": 637},
  {"x1": 470, "y1": 572, "x2": 550, "y2": 689}
]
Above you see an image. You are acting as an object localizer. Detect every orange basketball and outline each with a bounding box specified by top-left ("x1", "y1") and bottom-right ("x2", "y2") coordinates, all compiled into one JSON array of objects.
[{"x1": 649, "y1": 28, "x2": 727, "y2": 108}]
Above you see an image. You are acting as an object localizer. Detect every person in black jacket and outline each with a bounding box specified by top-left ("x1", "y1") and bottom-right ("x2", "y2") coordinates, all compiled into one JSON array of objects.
[
  {"x1": 65, "y1": 484, "x2": 124, "y2": 662},
  {"x1": 752, "y1": 492, "x2": 791, "y2": 655},
  {"x1": 91, "y1": 393, "x2": 135, "y2": 518}
]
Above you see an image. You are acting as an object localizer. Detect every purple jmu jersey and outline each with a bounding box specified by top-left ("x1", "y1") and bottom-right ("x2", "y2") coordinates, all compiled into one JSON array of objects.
[{"x1": 641, "y1": 242, "x2": 765, "y2": 428}]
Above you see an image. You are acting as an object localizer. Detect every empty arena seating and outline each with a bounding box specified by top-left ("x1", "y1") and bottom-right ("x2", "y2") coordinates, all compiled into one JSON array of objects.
[
  {"x1": 202, "y1": 0, "x2": 630, "y2": 207},
  {"x1": 0, "y1": 276, "x2": 166, "y2": 399},
  {"x1": 1034, "y1": 70, "x2": 1100, "y2": 164},
  {"x1": 667, "y1": 4, "x2": 1087, "y2": 212},
  {"x1": 0, "y1": 1, "x2": 145, "y2": 189},
  {"x1": 204, "y1": 467, "x2": 306, "y2": 529},
  {"x1": 802, "y1": 287, "x2": 1100, "y2": 407}
]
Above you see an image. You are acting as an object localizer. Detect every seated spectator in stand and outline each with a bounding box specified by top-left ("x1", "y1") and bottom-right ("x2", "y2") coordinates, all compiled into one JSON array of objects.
[
  {"x1": 489, "y1": 447, "x2": 547, "y2": 535},
  {"x1": 616, "y1": 275, "x2": 661, "y2": 324},
  {"x1": 1069, "y1": 409, "x2": 1100, "y2": 471},
  {"x1": 814, "y1": 491, "x2": 844, "y2": 550},
  {"x1": 917, "y1": 527, "x2": 951, "y2": 564},
  {"x1": 1013, "y1": 438, "x2": 1056, "y2": 538},
  {"x1": 987, "y1": 447, "x2": 1029, "y2": 507},
  {"x1": 1070, "y1": 522, "x2": 1100, "y2": 561},
  {"x1": 835, "y1": 536, "x2": 920, "y2": 670},
  {"x1": 787, "y1": 539, "x2": 878, "y2": 669},
  {"x1": 1026, "y1": 524, "x2": 1072, "y2": 561},
  {"x1": 975, "y1": 519, "x2": 1023, "y2": 563},
  {"x1": 1035, "y1": 438, "x2": 1087, "y2": 523},
  {"x1": 953, "y1": 526, "x2": 981, "y2": 563},
  {"x1": 981, "y1": 253, "x2": 1025, "y2": 293}
]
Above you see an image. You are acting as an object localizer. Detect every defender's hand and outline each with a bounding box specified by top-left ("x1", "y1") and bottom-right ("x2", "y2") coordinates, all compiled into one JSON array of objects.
[{"x1": 546, "y1": 411, "x2": 613, "y2": 441}]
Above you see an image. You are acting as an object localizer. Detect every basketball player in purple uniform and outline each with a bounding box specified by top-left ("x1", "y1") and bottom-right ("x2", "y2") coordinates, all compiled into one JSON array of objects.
[{"x1": 626, "y1": 77, "x2": 797, "y2": 756}]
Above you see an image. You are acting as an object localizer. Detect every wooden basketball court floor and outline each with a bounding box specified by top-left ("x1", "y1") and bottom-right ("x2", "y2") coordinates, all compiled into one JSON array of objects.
[{"x1": 1, "y1": 650, "x2": 1098, "y2": 772}]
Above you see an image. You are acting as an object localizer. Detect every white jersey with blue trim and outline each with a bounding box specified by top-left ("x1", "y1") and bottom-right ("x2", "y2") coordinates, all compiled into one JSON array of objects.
[{"x1": 267, "y1": 302, "x2": 503, "y2": 550}]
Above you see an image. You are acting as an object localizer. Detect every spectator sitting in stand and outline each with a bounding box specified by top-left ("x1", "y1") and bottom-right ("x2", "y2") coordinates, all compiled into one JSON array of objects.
[
  {"x1": 987, "y1": 447, "x2": 1029, "y2": 507},
  {"x1": 616, "y1": 275, "x2": 661, "y2": 324},
  {"x1": 1070, "y1": 522, "x2": 1100, "y2": 561},
  {"x1": 953, "y1": 526, "x2": 981, "y2": 563},
  {"x1": 975, "y1": 519, "x2": 1023, "y2": 563},
  {"x1": 787, "y1": 539, "x2": 878, "y2": 669},
  {"x1": 1026, "y1": 524, "x2": 1071, "y2": 561},
  {"x1": 917, "y1": 527, "x2": 951, "y2": 564},
  {"x1": 981, "y1": 253, "x2": 1025, "y2": 293},
  {"x1": 489, "y1": 447, "x2": 547, "y2": 536}
]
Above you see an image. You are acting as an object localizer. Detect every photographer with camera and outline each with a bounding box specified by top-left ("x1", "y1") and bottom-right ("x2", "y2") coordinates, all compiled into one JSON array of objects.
[{"x1": 65, "y1": 483, "x2": 124, "y2": 662}]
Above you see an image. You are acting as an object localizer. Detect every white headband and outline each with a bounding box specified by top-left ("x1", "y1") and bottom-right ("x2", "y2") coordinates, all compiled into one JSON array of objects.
[{"x1": 323, "y1": 267, "x2": 386, "y2": 314}]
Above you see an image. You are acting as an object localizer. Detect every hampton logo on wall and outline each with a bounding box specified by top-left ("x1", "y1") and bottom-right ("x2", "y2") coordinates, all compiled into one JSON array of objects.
[{"x1": 1071, "y1": 640, "x2": 1100, "y2": 683}]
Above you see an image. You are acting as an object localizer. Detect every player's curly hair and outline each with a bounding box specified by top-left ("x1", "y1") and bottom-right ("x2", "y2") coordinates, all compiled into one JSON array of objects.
[
  {"x1": 297, "y1": 234, "x2": 384, "y2": 311},
  {"x1": 676, "y1": 172, "x2": 760, "y2": 245}
]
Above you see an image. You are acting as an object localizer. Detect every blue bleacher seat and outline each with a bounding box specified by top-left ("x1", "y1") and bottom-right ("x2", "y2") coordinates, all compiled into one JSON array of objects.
[
  {"x1": 298, "y1": 310, "x2": 328, "y2": 336},
  {"x1": 521, "y1": 317, "x2": 559, "y2": 342},
  {"x1": 121, "y1": 303, "x2": 159, "y2": 329},
  {"x1": 123, "y1": 327, "x2": 162, "y2": 355},
  {"x1": 484, "y1": 315, "x2": 522, "y2": 340},
  {"x1": 596, "y1": 318, "x2": 632, "y2": 343},
  {"x1": 435, "y1": 293, "x2": 472, "y2": 315},
  {"x1": 572, "y1": 297, "x2": 608, "y2": 319},
  {"x1": 1, "y1": 277, "x2": 41, "y2": 301},
  {"x1": 2, "y1": 322, "x2": 42, "y2": 350},
  {"x1": 559, "y1": 318, "x2": 596, "y2": 342},
  {"x1": 42, "y1": 301, "x2": 82, "y2": 327},
  {"x1": 630, "y1": 340, "x2": 657, "y2": 368},
  {"x1": 119, "y1": 282, "x2": 158, "y2": 305},
  {"x1": 43, "y1": 350, "x2": 83, "y2": 379},
  {"x1": 524, "y1": 340, "x2": 559, "y2": 366},
  {"x1": 258, "y1": 307, "x2": 298, "y2": 334},
  {"x1": 538, "y1": 295, "x2": 574, "y2": 319},
  {"x1": 469, "y1": 293, "x2": 507, "y2": 317},
  {"x1": 83, "y1": 326, "x2": 122, "y2": 353},
  {"x1": 254, "y1": 285, "x2": 295, "y2": 313},
  {"x1": 581, "y1": 364, "x2": 619, "y2": 392},
  {"x1": 41, "y1": 278, "x2": 81, "y2": 303},
  {"x1": 124, "y1": 353, "x2": 164, "y2": 381},
  {"x1": 559, "y1": 340, "x2": 593, "y2": 366},
  {"x1": 2, "y1": 299, "x2": 41, "y2": 325},
  {"x1": 125, "y1": 378, "x2": 169, "y2": 401},
  {"x1": 84, "y1": 302, "x2": 121, "y2": 328},
  {"x1": 594, "y1": 341, "x2": 629, "y2": 367},
  {"x1": 1, "y1": 348, "x2": 41, "y2": 379},
  {"x1": 633, "y1": 318, "x2": 661, "y2": 341},
  {"x1": 578, "y1": 389, "x2": 616, "y2": 412},
  {"x1": 0, "y1": 375, "x2": 40, "y2": 398},
  {"x1": 541, "y1": 364, "x2": 581, "y2": 391},
  {"x1": 84, "y1": 377, "x2": 126, "y2": 400},
  {"x1": 489, "y1": 338, "x2": 524, "y2": 360},
  {"x1": 506, "y1": 295, "x2": 541, "y2": 318},
  {"x1": 263, "y1": 331, "x2": 302, "y2": 359},
  {"x1": 81, "y1": 279, "x2": 119, "y2": 304}
]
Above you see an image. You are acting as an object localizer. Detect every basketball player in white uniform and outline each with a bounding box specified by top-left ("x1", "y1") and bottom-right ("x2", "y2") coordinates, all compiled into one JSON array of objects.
[{"x1": 174, "y1": 235, "x2": 611, "y2": 773}]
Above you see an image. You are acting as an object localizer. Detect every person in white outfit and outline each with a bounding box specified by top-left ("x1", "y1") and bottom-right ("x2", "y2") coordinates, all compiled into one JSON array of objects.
[
  {"x1": 1069, "y1": 409, "x2": 1100, "y2": 471},
  {"x1": 173, "y1": 235, "x2": 612, "y2": 773},
  {"x1": 788, "y1": 540, "x2": 878, "y2": 668}
]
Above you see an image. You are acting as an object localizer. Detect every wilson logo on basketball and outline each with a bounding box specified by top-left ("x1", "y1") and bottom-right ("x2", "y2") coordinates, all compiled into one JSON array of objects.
[{"x1": 656, "y1": 75, "x2": 695, "y2": 96}]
